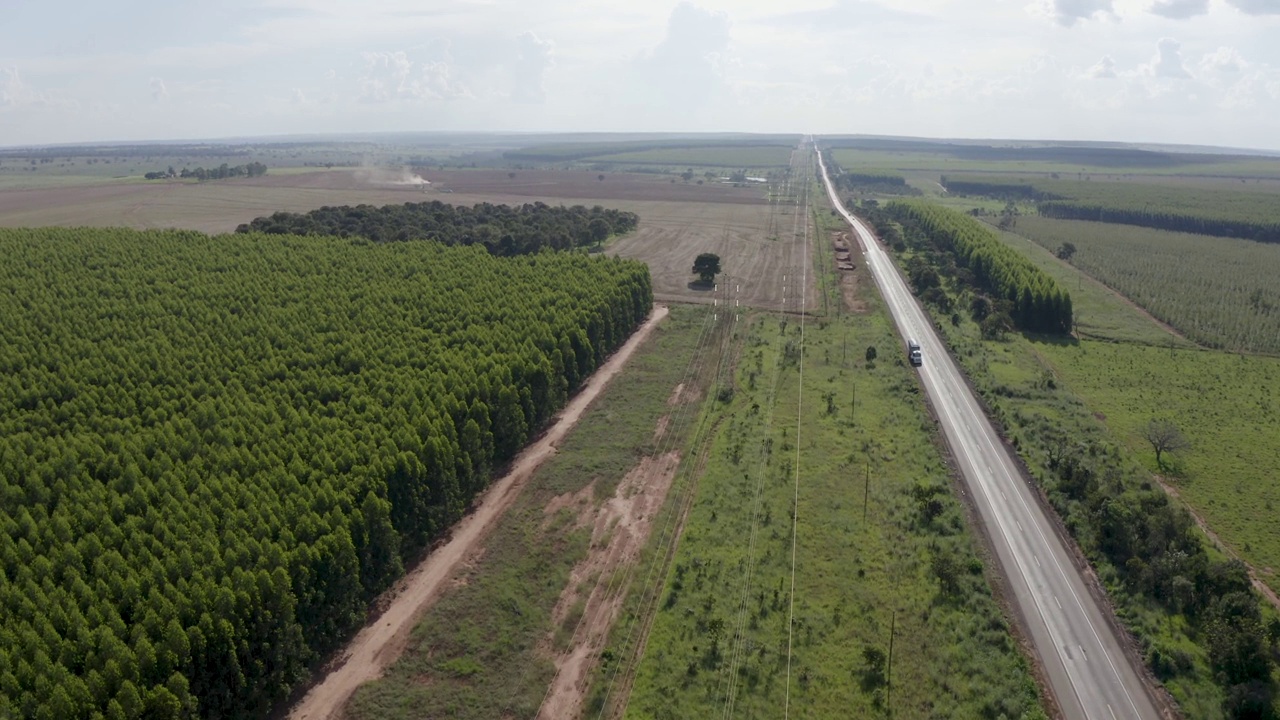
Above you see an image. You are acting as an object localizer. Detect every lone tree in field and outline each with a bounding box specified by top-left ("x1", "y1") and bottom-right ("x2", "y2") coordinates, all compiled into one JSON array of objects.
[
  {"x1": 692, "y1": 253, "x2": 721, "y2": 284},
  {"x1": 1142, "y1": 418, "x2": 1190, "y2": 471}
]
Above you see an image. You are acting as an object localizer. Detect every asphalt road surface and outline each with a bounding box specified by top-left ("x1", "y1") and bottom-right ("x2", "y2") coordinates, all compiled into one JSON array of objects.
[{"x1": 816, "y1": 148, "x2": 1160, "y2": 720}]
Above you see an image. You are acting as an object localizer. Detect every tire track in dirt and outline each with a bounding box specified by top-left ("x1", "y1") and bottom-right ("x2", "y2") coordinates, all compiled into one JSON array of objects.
[
  {"x1": 287, "y1": 305, "x2": 669, "y2": 720},
  {"x1": 537, "y1": 451, "x2": 683, "y2": 720}
]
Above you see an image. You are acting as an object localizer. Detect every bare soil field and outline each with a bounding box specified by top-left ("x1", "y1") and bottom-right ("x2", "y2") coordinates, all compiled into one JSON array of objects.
[
  {"x1": 0, "y1": 175, "x2": 433, "y2": 234},
  {"x1": 607, "y1": 183, "x2": 817, "y2": 312},
  {"x1": 0, "y1": 168, "x2": 765, "y2": 233},
  {"x1": 406, "y1": 169, "x2": 769, "y2": 205},
  {"x1": 0, "y1": 167, "x2": 806, "y2": 312}
]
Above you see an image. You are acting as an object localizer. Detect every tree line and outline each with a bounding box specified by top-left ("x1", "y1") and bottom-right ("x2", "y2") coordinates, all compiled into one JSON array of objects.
[
  {"x1": 145, "y1": 163, "x2": 268, "y2": 181},
  {"x1": 940, "y1": 174, "x2": 1280, "y2": 244},
  {"x1": 1038, "y1": 201, "x2": 1280, "y2": 244},
  {"x1": 881, "y1": 201, "x2": 1073, "y2": 334},
  {"x1": 823, "y1": 155, "x2": 920, "y2": 197},
  {"x1": 0, "y1": 227, "x2": 653, "y2": 719},
  {"x1": 235, "y1": 201, "x2": 639, "y2": 255},
  {"x1": 940, "y1": 176, "x2": 1056, "y2": 201}
]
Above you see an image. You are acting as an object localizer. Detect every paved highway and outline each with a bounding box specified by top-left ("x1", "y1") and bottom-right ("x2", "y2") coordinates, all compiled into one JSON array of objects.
[{"x1": 816, "y1": 148, "x2": 1161, "y2": 720}]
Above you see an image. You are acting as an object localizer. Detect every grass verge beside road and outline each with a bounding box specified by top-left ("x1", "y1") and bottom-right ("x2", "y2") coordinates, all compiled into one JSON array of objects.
[
  {"x1": 892, "y1": 209, "x2": 1280, "y2": 717},
  {"x1": 610, "y1": 304, "x2": 1046, "y2": 718}
]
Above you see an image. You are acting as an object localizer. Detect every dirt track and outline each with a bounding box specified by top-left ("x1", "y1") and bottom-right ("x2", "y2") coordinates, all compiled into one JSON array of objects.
[
  {"x1": 537, "y1": 451, "x2": 682, "y2": 720},
  {"x1": 287, "y1": 305, "x2": 669, "y2": 720}
]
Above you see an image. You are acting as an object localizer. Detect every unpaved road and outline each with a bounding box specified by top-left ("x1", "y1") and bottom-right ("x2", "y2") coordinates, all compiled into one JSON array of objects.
[
  {"x1": 818, "y1": 148, "x2": 1162, "y2": 720},
  {"x1": 288, "y1": 305, "x2": 670, "y2": 720}
]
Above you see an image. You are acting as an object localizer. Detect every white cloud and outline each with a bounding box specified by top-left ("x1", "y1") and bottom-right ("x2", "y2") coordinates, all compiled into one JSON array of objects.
[
  {"x1": 357, "y1": 50, "x2": 469, "y2": 103},
  {"x1": 511, "y1": 31, "x2": 554, "y2": 103},
  {"x1": 773, "y1": 1, "x2": 929, "y2": 28},
  {"x1": 2, "y1": 67, "x2": 35, "y2": 107},
  {"x1": 636, "y1": 3, "x2": 732, "y2": 108},
  {"x1": 4, "y1": 0, "x2": 1280, "y2": 149},
  {"x1": 1051, "y1": 0, "x2": 1113, "y2": 26},
  {"x1": 1142, "y1": 37, "x2": 1193, "y2": 78},
  {"x1": 1149, "y1": 0, "x2": 1209, "y2": 18},
  {"x1": 1224, "y1": 0, "x2": 1280, "y2": 14},
  {"x1": 1200, "y1": 46, "x2": 1247, "y2": 74},
  {"x1": 1088, "y1": 55, "x2": 1119, "y2": 78}
]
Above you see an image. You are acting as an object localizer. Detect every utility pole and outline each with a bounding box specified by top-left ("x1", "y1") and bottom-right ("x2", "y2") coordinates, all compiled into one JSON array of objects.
[
  {"x1": 887, "y1": 610, "x2": 896, "y2": 713},
  {"x1": 863, "y1": 461, "x2": 870, "y2": 523}
]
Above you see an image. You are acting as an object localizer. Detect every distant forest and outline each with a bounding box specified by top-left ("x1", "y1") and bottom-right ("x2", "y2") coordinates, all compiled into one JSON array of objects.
[
  {"x1": 831, "y1": 168, "x2": 921, "y2": 197},
  {"x1": 236, "y1": 201, "x2": 639, "y2": 255},
  {"x1": 144, "y1": 163, "x2": 267, "y2": 181},
  {"x1": 825, "y1": 138, "x2": 1242, "y2": 168}
]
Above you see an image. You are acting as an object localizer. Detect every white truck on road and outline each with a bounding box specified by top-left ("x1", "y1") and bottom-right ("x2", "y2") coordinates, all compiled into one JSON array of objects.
[{"x1": 907, "y1": 339, "x2": 922, "y2": 367}]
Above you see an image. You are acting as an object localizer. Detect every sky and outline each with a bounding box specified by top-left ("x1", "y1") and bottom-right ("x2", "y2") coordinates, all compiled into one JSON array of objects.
[{"x1": 2, "y1": 0, "x2": 1280, "y2": 149}]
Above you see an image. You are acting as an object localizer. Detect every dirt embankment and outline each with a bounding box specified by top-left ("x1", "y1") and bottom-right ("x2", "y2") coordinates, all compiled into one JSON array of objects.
[
  {"x1": 536, "y1": 451, "x2": 683, "y2": 720},
  {"x1": 287, "y1": 305, "x2": 669, "y2": 720}
]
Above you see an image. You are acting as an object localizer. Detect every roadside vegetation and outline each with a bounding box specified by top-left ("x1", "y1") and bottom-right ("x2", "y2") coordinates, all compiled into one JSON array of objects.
[
  {"x1": 884, "y1": 206, "x2": 1280, "y2": 718},
  {"x1": 869, "y1": 201, "x2": 1074, "y2": 335},
  {"x1": 0, "y1": 227, "x2": 651, "y2": 719},
  {"x1": 605, "y1": 272, "x2": 1045, "y2": 716},
  {"x1": 347, "y1": 305, "x2": 718, "y2": 720}
]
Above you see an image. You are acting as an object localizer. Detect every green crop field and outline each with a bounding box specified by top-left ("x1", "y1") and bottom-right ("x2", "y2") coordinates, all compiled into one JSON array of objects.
[
  {"x1": 583, "y1": 146, "x2": 794, "y2": 169},
  {"x1": 1011, "y1": 216, "x2": 1280, "y2": 354},
  {"x1": 944, "y1": 174, "x2": 1280, "y2": 215},
  {"x1": 614, "y1": 308, "x2": 1044, "y2": 718},
  {"x1": 829, "y1": 147, "x2": 1280, "y2": 180},
  {"x1": 937, "y1": 175, "x2": 1280, "y2": 244},
  {"x1": 988, "y1": 219, "x2": 1192, "y2": 347}
]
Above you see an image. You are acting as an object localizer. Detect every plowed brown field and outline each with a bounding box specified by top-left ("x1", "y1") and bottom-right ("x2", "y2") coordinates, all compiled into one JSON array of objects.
[{"x1": 0, "y1": 166, "x2": 811, "y2": 311}]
